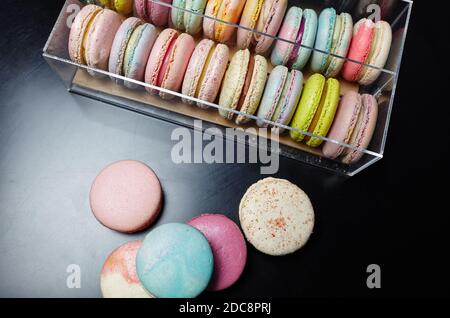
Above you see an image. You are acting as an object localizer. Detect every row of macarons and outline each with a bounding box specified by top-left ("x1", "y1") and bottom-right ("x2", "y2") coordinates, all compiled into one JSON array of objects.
[
  {"x1": 69, "y1": 6, "x2": 378, "y2": 164},
  {"x1": 77, "y1": 1, "x2": 394, "y2": 84},
  {"x1": 93, "y1": 160, "x2": 314, "y2": 298}
]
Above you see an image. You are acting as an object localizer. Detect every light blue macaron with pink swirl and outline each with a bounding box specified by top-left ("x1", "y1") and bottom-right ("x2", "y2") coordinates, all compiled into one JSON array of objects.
[{"x1": 136, "y1": 223, "x2": 213, "y2": 298}]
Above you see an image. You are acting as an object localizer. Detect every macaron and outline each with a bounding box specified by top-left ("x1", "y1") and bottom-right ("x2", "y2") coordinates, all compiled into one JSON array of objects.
[
  {"x1": 182, "y1": 39, "x2": 229, "y2": 108},
  {"x1": 357, "y1": 21, "x2": 392, "y2": 85},
  {"x1": 239, "y1": 178, "x2": 315, "y2": 256},
  {"x1": 323, "y1": 92, "x2": 378, "y2": 164},
  {"x1": 171, "y1": 0, "x2": 207, "y2": 35},
  {"x1": 270, "y1": 69, "x2": 304, "y2": 133},
  {"x1": 218, "y1": 49, "x2": 268, "y2": 124},
  {"x1": 323, "y1": 12, "x2": 353, "y2": 78},
  {"x1": 236, "y1": 0, "x2": 264, "y2": 50},
  {"x1": 310, "y1": 8, "x2": 337, "y2": 73},
  {"x1": 256, "y1": 65, "x2": 304, "y2": 130},
  {"x1": 134, "y1": 0, "x2": 172, "y2": 26},
  {"x1": 188, "y1": 214, "x2": 247, "y2": 291},
  {"x1": 304, "y1": 77, "x2": 340, "y2": 147},
  {"x1": 89, "y1": 160, "x2": 163, "y2": 233},
  {"x1": 136, "y1": 223, "x2": 214, "y2": 298},
  {"x1": 203, "y1": 0, "x2": 246, "y2": 43},
  {"x1": 145, "y1": 29, "x2": 195, "y2": 99},
  {"x1": 342, "y1": 18, "x2": 375, "y2": 82},
  {"x1": 252, "y1": 0, "x2": 288, "y2": 55},
  {"x1": 109, "y1": 18, "x2": 158, "y2": 88},
  {"x1": 69, "y1": 5, "x2": 123, "y2": 71},
  {"x1": 100, "y1": 241, "x2": 152, "y2": 298},
  {"x1": 272, "y1": 7, "x2": 318, "y2": 71},
  {"x1": 290, "y1": 74, "x2": 340, "y2": 147}
]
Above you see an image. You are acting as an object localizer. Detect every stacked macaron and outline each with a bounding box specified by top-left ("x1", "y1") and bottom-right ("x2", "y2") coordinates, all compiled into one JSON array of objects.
[
  {"x1": 145, "y1": 28, "x2": 196, "y2": 99},
  {"x1": 134, "y1": 0, "x2": 173, "y2": 26},
  {"x1": 236, "y1": 0, "x2": 288, "y2": 54},
  {"x1": 290, "y1": 74, "x2": 341, "y2": 148},
  {"x1": 109, "y1": 17, "x2": 158, "y2": 88},
  {"x1": 218, "y1": 49, "x2": 268, "y2": 124},
  {"x1": 68, "y1": 5, "x2": 123, "y2": 72},
  {"x1": 171, "y1": 0, "x2": 208, "y2": 34}
]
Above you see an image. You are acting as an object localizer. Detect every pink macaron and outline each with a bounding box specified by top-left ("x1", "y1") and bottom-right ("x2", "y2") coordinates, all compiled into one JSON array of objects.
[
  {"x1": 182, "y1": 39, "x2": 229, "y2": 108},
  {"x1": 342, "y1": 18, "x2": 375, "y2": 82},
  {"x1": 188, "y1": 214, "x2": 247, "y2": 291},
  {"x1": 100, "y1": 241, "x2": 152, "y2": 298},
  {"x1": 323, "y1": 91, "x2": 378, "y2": 164},
  {"x1": 134, "y1": 0, "x2": 172, "y2": 26},
  {"x1": 69, "y1": 5, "x2": 123, "y2": 71},
  {"x1": 90, "y1": 160, "x2": 163, "y2": 233},
  {"x1": 253, "y1": 0, "x2": 288, "y2": 55},
  {"x1": 145, "y1": 28, "x2": 195, "y2": 99}
]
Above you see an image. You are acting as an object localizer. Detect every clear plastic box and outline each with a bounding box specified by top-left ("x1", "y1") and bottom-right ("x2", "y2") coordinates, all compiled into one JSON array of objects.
[{"x1": 43, "y1": 0, "x2": 413, "y2": 176}]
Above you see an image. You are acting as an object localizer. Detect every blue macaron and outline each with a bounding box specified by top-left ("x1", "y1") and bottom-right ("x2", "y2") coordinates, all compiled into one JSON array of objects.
[
  {"x1": 310, "y1": 8, "x2": 337, "y2": 73},
  {"x1": 136, "y1": 223, "x2": 214, "y2": 298}
]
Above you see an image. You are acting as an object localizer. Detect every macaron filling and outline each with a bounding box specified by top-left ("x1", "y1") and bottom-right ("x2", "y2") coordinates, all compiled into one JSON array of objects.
[
  {"x1": 123, "y1": 24, "x2": 146, "y2": 76},
  {"x1": 195, "y1": 44, "x2": 216, "y2": 98},
  {"x1": 287, "y1": 17, "x2": 306, "y2": 68},
  {"x1": 81, "y1": 9, "x2": 102, "y2": 65},
  {"x1": 236, "y1": 55, "x2": 255, "y2": 112},
  {"x1": 157, "y1": 35, "x2": 179, "y2": 87}
]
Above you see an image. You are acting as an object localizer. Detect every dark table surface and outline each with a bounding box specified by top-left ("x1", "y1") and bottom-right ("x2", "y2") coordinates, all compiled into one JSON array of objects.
[{"x1": 0, "y1": 0, "x2": 448, "y2": 298}]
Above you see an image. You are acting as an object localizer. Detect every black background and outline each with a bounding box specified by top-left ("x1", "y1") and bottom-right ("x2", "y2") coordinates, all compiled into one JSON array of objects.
[{"x1": 0, "y1": 0, "x2": 449, "y2": 299}]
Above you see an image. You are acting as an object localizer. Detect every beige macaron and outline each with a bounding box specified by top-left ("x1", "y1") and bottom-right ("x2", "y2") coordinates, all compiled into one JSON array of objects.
[{"x1": 239, "y1": 178, "x2": 315, "y2": 256}]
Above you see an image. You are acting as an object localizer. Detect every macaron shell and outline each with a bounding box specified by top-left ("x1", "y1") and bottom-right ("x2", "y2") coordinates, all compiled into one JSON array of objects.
[
  {"x1": 68, "y1": 4, "x2": 102, "y2": 65},
  {"x1": 235, "y1": 55, "x2": 268, "y2": 125},
  {"x1": 271, "y1": 70, "x2": 304, "y2": 131},
  {"x1": 109, "y1": 17, "x2": 143, "y2": 77},
  {"x1": 145, "y1": 28, "x2": 179, "y2": 93},
  {"x1": 342, "y1": 18, "x2": 375, "y2": 82},
  {"x1": 214, "y1": 0, "x2": 246, "y2": 43},
  {"x1": 197, "y1": 43, "x2": 230, "y2": 108},
  {"x1": 324, "y1": 13, "x2": 353, "y2": 78},
  {"x1": 310, "y1": 7, "x2": 336, "y2": 73},
  {"x1": 159, "y1": 33, "x2": 196, "y2": 99},
  {"x1": 184, "y1": 0, "x2": 208, "y2": 34},
  {"x1": 101, "y1": 241, "x2": 153, "y2": 298},
  {"x1": 149, "y1": 0, "x2": 172, "y2": 26},
  {"x1": 271, "y1": 6, "x2": 303, "y2": 66},
  {"x1": 171, "y1": 0, "x2": 187, "y2": 29},
  {"x1": 254, "y1": 0, "x2": 288, "y2": 55},
  {"x1": 236, "y1": 0, "x2": 264, "y2": 49},
  {"x1": 322, "y1": 91, "x2": 362, "y2": 159},
  {"x1": 290, "y1": 9, "x2": 318, "y2": 70},
  {"x1": 290, "y1": 74, "x2": 326, "y2": 142},
  {"x1": 84, "y1": 9, "x2": 123, "y2": 71},
  {"x1": 358, "y1": 21, "x2": 392, "y2": 86},
  {"x1": 136, "y1": 223, "x2": 214, "y2": 298},
  {"x1": 219, "y1": 49, "x2": 250, "y2": 120},
  {"x1": 202, "y1": 0, "x2": 219, "y2": 40},
  {"x1": 256, "y1": 65, "x2": 288, "y2": 128},
  {"x1": 305, "y1": 78, "x2": 340, "y2": 147},
  {"x1": 123, "y1": 23, "x2": 158, "y2": 88},
  {"x1": 188, "y1": 214, "x2": 247, "y2": 291},
  {"x1": 341, "y1": 94, "x2": 378, "y2": 164},
  {"x1": 134, "y1": 0, "x2": 149, "y2": 21},
  {"x1": 89, "y1": 160, "x2": 163, "y2": 233},
  {"x1": 239, "y1": 178, "x2": 315, "y2": 256},
  {"x1": 182, "y1": 39, "x2": 215, "y2": 104}
]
